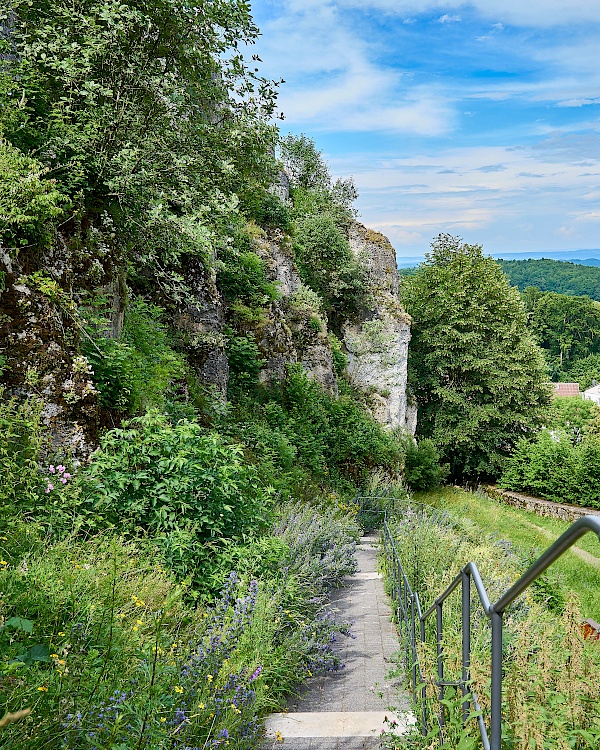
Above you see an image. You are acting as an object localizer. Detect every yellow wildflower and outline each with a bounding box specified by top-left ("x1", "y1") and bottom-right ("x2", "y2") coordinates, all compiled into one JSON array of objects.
[
  {"x1": 58, "y1": 631, "x2": 65, "y2": 636},
  {"x1": 276, "y1": 731, "x2": 284, "y2": 742},
  {"x1": 160, "y1": 717, "x2": 166, "y2": 723},
  {"x1": 198, "y1": 702, "x2": 205, "y2": 709},
  {"x1": 174, "y1": 686, "x2": 184, "y2": 694},
  {"x1": 0, "y1": 560, "x2": 7, "y2": 566},
  {"x1": 206, "y1": 674, "x2": 213, "y2": 682},
  {"x1": 38, "y1": 686, "x2": 48, "y2": 692}
]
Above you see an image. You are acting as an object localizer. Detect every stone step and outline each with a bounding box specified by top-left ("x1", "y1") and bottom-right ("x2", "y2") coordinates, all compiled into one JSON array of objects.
[{"x1": 264, "y1": 710, "x2": 415, "y2": 738}]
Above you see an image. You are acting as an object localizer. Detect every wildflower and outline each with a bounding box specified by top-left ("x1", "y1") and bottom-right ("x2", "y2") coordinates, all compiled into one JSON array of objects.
[
  {"x1": 276, "y1": 731, "x2": 284, "y2": 742},
  {"x1": 49, "y1": 465, "x2": 56, "y2": 474},
  {"x1": 63, "y1": 473, "x2": 71, "y2": 479},
  {"x1": 38, "y1": 686, "x2": 48, "y2": 692},
  {"x1": 45, "y1": 484, "x2": 54, "y2": 493},
  {"x1": 160, "y1": 717, "x2": 166, "y2": 723},
  {"x1": 58, "y1": 632, "x2": 65, "y2": 636},
  {"x1": 174, "y1": 686, "x2": 184, "y2": 694},
  {"x1": 136, "y1": 619, "x2": 143, "y2": 626},
  {"x1": 198, "y1": 702, "x2": 205, "y2": 709},
  {"x1": 56, "y1": 465, "x2": 65, "y2": 473},
  {"x1": 0, "y1": 560, "x2": 7, "y2": 566},
  {"x1": 132, "y1": 626, "x2": 138, "y2": 631},
  {"x1": 50, "y1": 654, "x2": 59, "y2": 659},
  {"x1": 249, "y1": 666, "x2": 262, "y2": 682},
  {"x1": 207, "y1": 674, "x2": 213, "y2": 682}
]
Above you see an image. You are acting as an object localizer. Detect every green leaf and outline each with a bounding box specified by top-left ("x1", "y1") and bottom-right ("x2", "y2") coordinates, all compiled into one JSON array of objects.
[{"x1": 3, "y1": 616, "x2": 34, "y2": 633}]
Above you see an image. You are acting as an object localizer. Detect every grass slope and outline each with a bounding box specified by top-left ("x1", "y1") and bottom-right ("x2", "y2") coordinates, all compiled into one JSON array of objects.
[{"x1": 412, "y1": 486, "x2": 600, "y2": 617}]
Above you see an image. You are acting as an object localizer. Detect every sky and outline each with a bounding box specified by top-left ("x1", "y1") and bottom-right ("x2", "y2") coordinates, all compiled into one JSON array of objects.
[{"x1": 249, "y1": 0, "x2": 600, "y2": 259}]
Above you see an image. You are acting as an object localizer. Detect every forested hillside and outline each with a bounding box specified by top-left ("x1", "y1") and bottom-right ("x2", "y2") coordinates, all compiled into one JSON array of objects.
[{"x1": 498, "y1": 258, "x2": 600, "y2": 300}]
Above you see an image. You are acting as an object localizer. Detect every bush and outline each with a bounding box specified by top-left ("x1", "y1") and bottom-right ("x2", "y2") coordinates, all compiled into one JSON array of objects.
[
  {"x1": 500, "y1": 429, "x2": 600, "y2": 509},
  {"x1": 0, "y1": 139, "x2": 66, "y2": 251},
  {"x1": 83, "y1": 297, "x2": 186, "y2": 414},
  {"x1": 293, "y1": 214, "x2": 367, "y2": 319},
  {"x1": 0, "y1": 392, "x2": 44, "y2": 517},
  {"x1": 403, "y1": 437, "x2": 446, "y2": 491},
  {"x1": 84, "y1": 412, "x2": 273, "y2": 580}
]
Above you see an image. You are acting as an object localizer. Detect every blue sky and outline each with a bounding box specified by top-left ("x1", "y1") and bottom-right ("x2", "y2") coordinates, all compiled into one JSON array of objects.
[{"x1": 250, "y1": 1, "x2": 600, "y2": 258}]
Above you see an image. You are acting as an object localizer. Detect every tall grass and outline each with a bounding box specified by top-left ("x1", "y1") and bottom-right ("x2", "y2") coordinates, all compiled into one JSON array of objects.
[{"x1": 384, "y1": 503, "x2": 600, "y2": 749}]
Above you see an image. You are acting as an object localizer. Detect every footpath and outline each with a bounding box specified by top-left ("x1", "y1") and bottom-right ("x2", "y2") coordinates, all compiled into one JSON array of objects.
[{"x1": 262, "y1": 535, "x2": 415, "y2": 749}]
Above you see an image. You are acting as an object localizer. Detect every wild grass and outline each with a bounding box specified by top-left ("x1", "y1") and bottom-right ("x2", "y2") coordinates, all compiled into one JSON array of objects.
[
  {"x1": 412, "y1": 486, "x2": 600, "y2": 617},
  {"x1": 384, "y1": 502, "x2": 600, "y2": 750}
]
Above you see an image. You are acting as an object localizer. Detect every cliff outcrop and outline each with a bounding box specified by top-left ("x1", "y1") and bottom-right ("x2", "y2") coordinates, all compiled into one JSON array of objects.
[{"x1": 342, "y1": 224, "x2": 415, "y2": 432}]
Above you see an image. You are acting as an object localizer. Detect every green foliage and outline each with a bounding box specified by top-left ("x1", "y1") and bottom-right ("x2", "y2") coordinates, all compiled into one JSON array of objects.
[
  {"x1": 545, "y1": 395, "x2": 600, "y2": 442},
  {"x1": 279, "y1": 133, "x2": 332, "y2": 192},
  {"x1": 238, "y1": 188, "x2": 292, "y2": 230},
  {"x1": 225, "y1": 329, "x2": 265, "y2": 396},
  {"x1": 561, "y1": 353, "x2": 600, "y2": 390},
  {"x1": 83, "y1": 297, "x2": 186, "y2": 414},
  {"x1": 293, "y1": 213, "x2": 367, "y2": 319},
  {"x1": 500, "y1": 429, "x2": 600, "y2": 509},
  {"x1": 383, "y1": 499, "x2": 600, "y2": 750},
  {"x1": 85, "y1": 412, "x2": 273, "y2": 579},
  {"x1": 0, "y1": 499, "x2": 360, "y2": 749},
  {"x1": 231, "y1": 368, "x2": 405, "y2": 497},
  {"x1": 217, "y1": 231, "x2": 279, "y2": 308},
  {"x1": 499, "y1": 257, "x2": 600, "y2": 300},
  {"x1": 1, "y1": 0, "x2": 279, "y2": 300},
  {"x1": 402, "y1": 438, "x2": 446, "y2": 491},
  {"x1": 526, "y1": 290, "x2": 600, "y2": 370},
  {"x1": 0, "y1": 391, "x2": 44, "y2": 516},
  {"x1": 402, "y1": 234, "x2": 550, "y2": 480},
  {"x1": 328, "y1": 333, "x2": 348, "y2": 375},
  {"x1": 0, "y1": 139, "x2": 66, "y2": 252}
]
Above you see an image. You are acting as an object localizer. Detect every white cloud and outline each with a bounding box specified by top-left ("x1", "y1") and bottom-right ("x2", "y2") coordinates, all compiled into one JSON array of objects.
[
  {"x1": 438, "y1": 14, "x2": 461, "y2": 23},
  {"x1": 332, "y1": 0, "x2": 600, "y2": 27},
  {"x1": 557, "y1": 98, "x2": 600, "y2": 108},
  {"x1": 254, "y1": 1, "x2": 456, "y2": 134}
]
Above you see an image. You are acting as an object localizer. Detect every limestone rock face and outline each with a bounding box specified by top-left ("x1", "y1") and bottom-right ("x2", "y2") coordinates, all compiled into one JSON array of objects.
[
  {"x1": 253, "y1": 228, "x2": 338, "y2": 395},
  {"x1": 0, "y1": 271, "x2": 99, "y2": 461},
  {"x1": 342, "y1": 223, "x2": 414, "y2": 433},
  {"x1": 174, "y1": 257, "x2": 229, "y2": 399}
]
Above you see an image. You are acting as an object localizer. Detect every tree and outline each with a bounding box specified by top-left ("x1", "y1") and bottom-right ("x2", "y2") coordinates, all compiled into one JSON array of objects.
[
  {"x1": 527, "y1": 292, "x2": 600, "y2": 368},
  {"x1": 402, "y1": 234, "x2": 550, "y2": 480}
]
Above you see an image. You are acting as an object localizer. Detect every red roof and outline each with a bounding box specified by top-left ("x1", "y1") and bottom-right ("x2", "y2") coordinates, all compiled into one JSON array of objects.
[{"x1": 551, "y1": 382, "x2": 580, "y2": 398}]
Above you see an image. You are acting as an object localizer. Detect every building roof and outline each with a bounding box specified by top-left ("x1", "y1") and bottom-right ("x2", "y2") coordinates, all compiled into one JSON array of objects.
[
  {"x1": 551, "y1": 382, "x2": 580, "y2": 398},
  {"x1": 583, "y1": 384, "x2": 600, "y2": 397}
]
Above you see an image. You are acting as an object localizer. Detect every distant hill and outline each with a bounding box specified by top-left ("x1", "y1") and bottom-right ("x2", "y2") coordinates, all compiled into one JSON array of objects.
[{"x1": 497, "y1": 258, "x2": 600, "y2": 301}]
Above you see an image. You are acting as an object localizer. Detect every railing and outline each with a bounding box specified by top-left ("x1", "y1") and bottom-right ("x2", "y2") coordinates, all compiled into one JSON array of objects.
[{"x1": 360, "y1": 500, "x2": 600, "y2": 750}]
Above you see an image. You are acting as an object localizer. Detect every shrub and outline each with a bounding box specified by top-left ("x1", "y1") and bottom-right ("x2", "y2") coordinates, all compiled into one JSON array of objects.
[
  {"x1": 84, "y1": 412, "x2": 273, "y2": 580},
  {"x1": 83, "y1": 297, "x2": 186, "y2": 414},
  {"x1": 403, "y1": 437, "x2": 446, "y2": 491},
  {"x1": 0, "y1": 392, "x2": 44, "y2": 517},
  {"x1": 225, "y1": 329, "x2": 265, "y2": 396},
  {"x1": 0, "y1": 139, "x2": 66, "y2": 251}
]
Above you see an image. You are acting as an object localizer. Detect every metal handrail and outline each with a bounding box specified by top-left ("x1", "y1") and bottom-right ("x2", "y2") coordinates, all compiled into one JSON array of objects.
[{"x1": 362, "y1": 500, "x2": 600, "y2": 750}]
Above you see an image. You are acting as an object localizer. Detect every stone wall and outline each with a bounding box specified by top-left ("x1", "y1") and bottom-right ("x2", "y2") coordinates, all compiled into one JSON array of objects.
[{"x1": 483, "y1": 485, "x2": 600, "y2": 522}]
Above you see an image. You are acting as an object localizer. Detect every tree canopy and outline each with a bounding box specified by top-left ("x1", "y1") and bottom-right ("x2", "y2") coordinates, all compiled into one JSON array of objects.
[
  {"x1": 402, "y1": 235, "x2": 550, "y2": 480},
  {"x1": 499, "y1": 258, "x2": 600, "y2": 301}
]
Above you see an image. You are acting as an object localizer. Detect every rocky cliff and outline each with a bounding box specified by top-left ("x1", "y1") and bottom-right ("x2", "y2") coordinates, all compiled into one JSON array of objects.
[
  {"x1": 342, "y1": 224, "x2": 415, "y2": 432},
  {"x1": 0, "y1": 182, "x2": 415, "y2": 456}
]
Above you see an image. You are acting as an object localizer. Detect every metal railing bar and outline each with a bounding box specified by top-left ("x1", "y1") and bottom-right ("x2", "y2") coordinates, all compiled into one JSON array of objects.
[{"x1": 491, "y1": 515, "x2": 600, "y2": 614}]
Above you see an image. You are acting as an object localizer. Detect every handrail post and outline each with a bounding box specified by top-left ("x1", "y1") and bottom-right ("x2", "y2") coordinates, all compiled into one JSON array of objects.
[
  {"x1": 410, "y1": 594, "x2": 417, "y2": 692},
  {"x1": 490, "y1": 609, "x2": 503, "y2": 750},
  {"x1": 461, "y1": 569, "x2": 471, "y2": 726},
  {"x1": 436, "y1": 602, "x2": 444, "y2": 728},
  {"x1": 420, "y1": 615, "x2": 427, "y2": 735}
]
